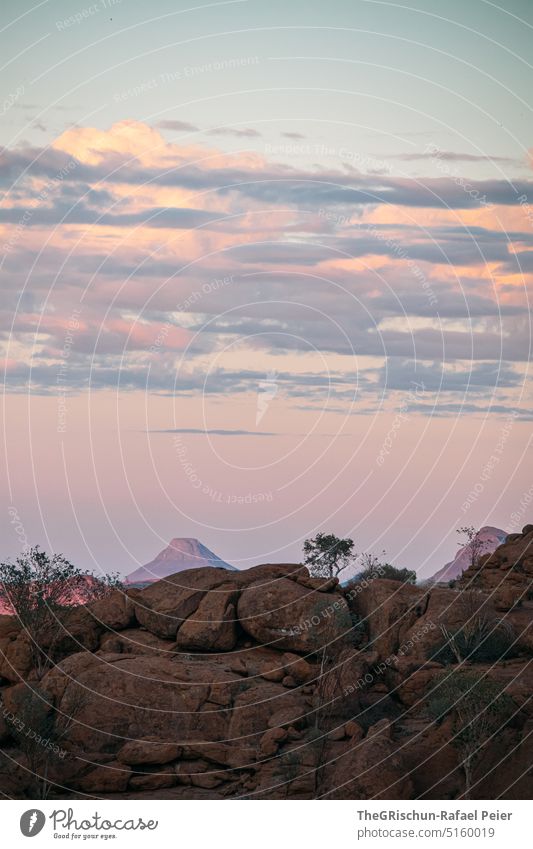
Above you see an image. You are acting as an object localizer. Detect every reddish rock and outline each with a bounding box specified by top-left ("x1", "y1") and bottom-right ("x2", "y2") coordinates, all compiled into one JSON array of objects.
[
  {"x1": 135, "y1": 568, "x2": 232, "y2": 639},
  {"x1": 74, "y1": 762, "x2": 131, "y2": 793},
  {"x1": 238, "y1": 577, "x2": 351, "y2": 653},
  {"x1": 129, "y1": 769, "x2": 176, "y2": 790},
  {"x1": 282, "y1": 653, "x2": 314, "y2": 683},
  {"x1": 117, "y1": 739, "x2": 182, "y2": 765},
  {"x1": 259, "y1": 727, "x2": 287, "y2": 756},
  {"x1": 344, "y1": 720, "x2": 364, "y2": 740},
  {"x1": 176, "y1": 584, "x2": 239, "y2": 652},
  {"x1": 99, "y1": 628, "x2": 178, "y2": 657},
  {"x1": 327, "y1": 726, "x2": 345, "y2": 741},
  {"x1": 352, "y1": 579, "x2": 428, "y2": 658},
  {"x1": 89, "y1": 591, "x2": 135, "y2": 631},
  {"x1": 322, "y1": 731, "x2": 413, "y2": 799},
  {"x1": 458, "y1": 527, "x2": 533, "y2": 606},
  {"x1": 0, "y1": 632, "x2": 33, "y2": 682}
]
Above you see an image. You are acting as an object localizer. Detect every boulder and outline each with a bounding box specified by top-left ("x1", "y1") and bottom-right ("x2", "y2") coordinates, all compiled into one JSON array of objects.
[
  {"x1": 88, "y1": 591, "x2": 135, "y2": 631},
  {"x1": 351, "y1": 579, "x2": 428, "y2": 658},
  {"x1": 237, "y1": 577, "x2": 351, "y2": 653},
  {"x1": 259, "y1": 727, "x2": 287, "y2": 756},
  {"x1": 0, "y1": 632, "x2": 33, "y2": 682},
  {"x1": 176, "y1": 583, "x2": 239, "y2": 651},
  {"x1": 134, "y1": 568, "x2": 232, "y2": 639},
  {"x1": 73, "y1": 761, "x2": 131, "y2": 794},
  {"x1": 117, "y1": 739, "x2": 182, "y2": 765},
  {"x1": 99, "y1": 629, "x2": 178, "y2": 657},
  {"x1": 40, "y1": 652, "x2": 241, "y2": 754},
  {"x1": 321, "y1": 731, "x2": 413, "y2": 799},
  {"x1": 129, "y1": 769, "x2": 176, "y2": 790}
]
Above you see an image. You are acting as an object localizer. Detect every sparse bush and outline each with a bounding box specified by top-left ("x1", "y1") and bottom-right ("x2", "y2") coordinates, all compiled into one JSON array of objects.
[
  {"x1": 428, "y1": 670, "x2": 515, "y2": 798},
  {"x1": 356, "y1": 558, "x2": 416, "y2": 585},
  {"x1": 0, "y1": 546, "x2": 124, "y2": 676},
  {"x1": 432, "y1": 625, "x2": 518, "y2": 664},
  {"x1": 432, "y1": 592, "x2": 518, "y2": 664}
]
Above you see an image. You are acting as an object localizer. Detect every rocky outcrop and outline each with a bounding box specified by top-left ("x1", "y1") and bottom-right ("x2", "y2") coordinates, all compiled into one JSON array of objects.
[
  {"x1": 430, "y1": 526, "x2": 506, "y2": 583},
  {"x1": 0, "y1": 558, "x2": 531, "y2": 800},
  {"x1": 458, "y1": 524, "x2": 533, "y2": 609}
]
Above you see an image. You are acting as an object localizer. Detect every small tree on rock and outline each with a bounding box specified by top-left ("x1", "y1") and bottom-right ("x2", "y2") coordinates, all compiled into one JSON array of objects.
[
  {"x1": 303, "y1": 533, "x2": 355, "y2": 580},
  {"x1": 457, "y1": 526, "x2": 489, "y2": 571}
]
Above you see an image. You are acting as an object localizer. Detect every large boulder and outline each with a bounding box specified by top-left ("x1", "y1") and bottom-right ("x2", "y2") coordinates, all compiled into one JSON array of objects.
[
  {"x1": 99, "y1": 628, "x2": 178, "y2": 657},
  {"x1": 321, "y1": 722, "x2": 414, "y2": 799},
  {"x1": 0, "y1": 631, "x2": 33, "y2": 683},
  {"x1": 237, "y1": 577, "x2": 351, "y2": 653},
  {"x1": 134, "y1": 568, "x2": 232, "y2": 639},
  {"x1": 350, "y1": 579, "x2": 428, "y2": 659},
  {"x1": 176, "y1": 583, "x2": 239, "y2": 652},
  {"x1": 117, "y1": 738, "x2": 182, "y2": 765},
  {"x1": 88, "y1": 591, "x2": 136, "y2": 631}
]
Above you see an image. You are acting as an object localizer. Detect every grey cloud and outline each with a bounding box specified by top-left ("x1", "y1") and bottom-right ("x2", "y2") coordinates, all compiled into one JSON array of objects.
[
  {"x1": 3, "y1": 145, "x2": 532, "y2": 211},
  {"x1": 206, "y1": 127, "x2": 262, "y2": 138},
  {"x1": 379, "y1": 359, "x2": 522, "y2": 393},
  {"x1": 147, "y1": 427, "x2": 277, "y2": 436},
  {"x1": 156, "y1": 120, "x2": 200, "y2": 132},
  {"x1": 392, "y1": 151, "x2": 521, "y2": 164},
  {"x1": 407, "y1": 402, "x2": 533, "y2": 419},
  {"x1": 0, "y1": 197, "x2": 223, "y2": 229}
]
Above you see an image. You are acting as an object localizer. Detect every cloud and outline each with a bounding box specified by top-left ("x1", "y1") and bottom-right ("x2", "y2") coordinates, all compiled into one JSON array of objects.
[
  {"x1": 155, "y1": 120, "x2": 200, "y2": 132},
  {"x1": 2, "y1": 131, "x2": 532, "y2": 211},
  {"x1": 1, "y1": 120, "x2": 531, "y2": 416},
  {"x1": 147, "y1": 427, "x2": 277, "y2": 436},
  {"x1": 392, "y1": 151, "x2": 521, "y2": 164},
  {"x1": 379, "y1": 359, "x2": 521, "y2": 393},
  {"x1": 0, "y1": 195, "x2": 223, "y2": 229},
  {"x1": 206, "y1": 127, "x2": 262, "y2": 138},
  {"x1": 406, "y1": 402, "x2": 533, "y2": 419}
]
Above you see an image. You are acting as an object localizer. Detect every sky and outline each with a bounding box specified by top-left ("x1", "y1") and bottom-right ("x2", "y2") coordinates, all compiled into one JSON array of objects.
[{"x1": 1, "y1": 0, "x2": 532, "y2": 578}]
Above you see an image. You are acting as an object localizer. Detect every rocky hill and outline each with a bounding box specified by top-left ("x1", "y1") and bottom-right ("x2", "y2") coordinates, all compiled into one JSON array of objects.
[
  {"x1": 126, "y1": 538, "x2": 235, "y2": 584},
  {"x1": 430, "y1": 526, "x2": 507, "y2": 583},
  {"x1": 457, "y1": 523, "x2": 533, "y2": 610},
  {"x1": 0, "y1": 541, "x2": 531, "y2": 800}
]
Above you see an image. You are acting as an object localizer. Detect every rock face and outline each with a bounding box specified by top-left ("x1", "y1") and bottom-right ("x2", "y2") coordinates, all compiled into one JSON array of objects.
[
  {"x1": 0, "y1": 558, "x2": 531, "y2": 801},
  {"x1": 457, "y1": 524, "x2": 533, "y2": 609},
  {"x1": 126, "y1": 538, "x2": 235, "y2": 584},
  {"x1": 430, "y1": 526, "x2": 507, "y2": 583}
]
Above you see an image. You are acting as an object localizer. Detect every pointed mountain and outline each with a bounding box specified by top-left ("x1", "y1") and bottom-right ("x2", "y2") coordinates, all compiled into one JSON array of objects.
[
  {"x1": 429, "y1": 526, "x2": 507, "y2": 583},
  {"x1": 126, "y1": 537, "x2": 236, "y2": 584}
]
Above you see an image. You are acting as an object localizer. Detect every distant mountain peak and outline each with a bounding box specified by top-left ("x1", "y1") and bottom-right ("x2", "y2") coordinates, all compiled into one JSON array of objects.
[
  {"x1": 126, "y1": 537, "x2": 236, "y2": 584},
  {"x1": 429, "y1": 525, "x2": 507, "y2": 583}
]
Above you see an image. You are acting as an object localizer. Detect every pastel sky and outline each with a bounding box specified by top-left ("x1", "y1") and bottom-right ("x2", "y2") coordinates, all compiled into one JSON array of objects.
[{"x1": 1, "y1": 0, "x2": 532, "y2": 578}]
